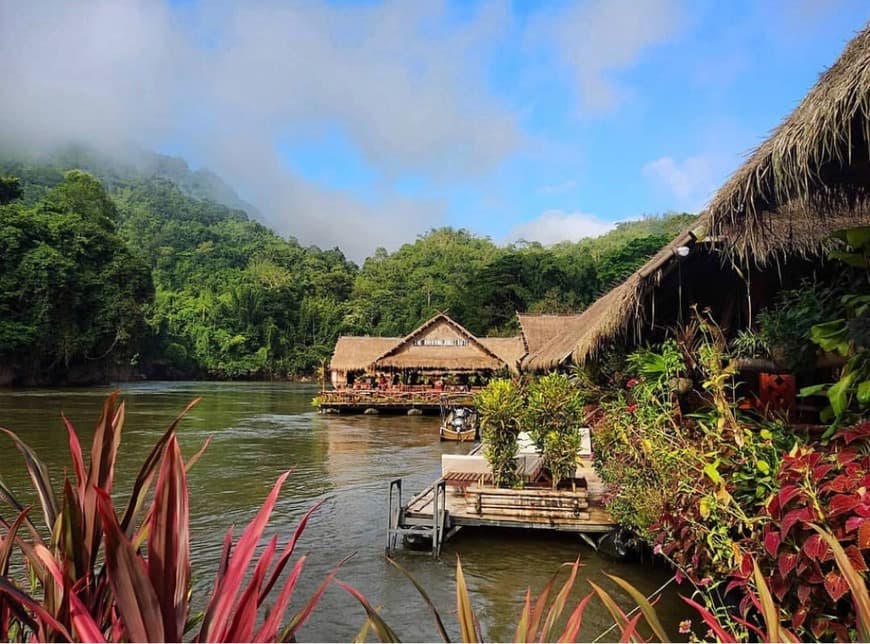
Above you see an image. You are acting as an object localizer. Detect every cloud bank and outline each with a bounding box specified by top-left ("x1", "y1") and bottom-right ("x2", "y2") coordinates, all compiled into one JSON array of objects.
[{"x1": 0, "y1": 0, "x2": 682, "y2": 260}]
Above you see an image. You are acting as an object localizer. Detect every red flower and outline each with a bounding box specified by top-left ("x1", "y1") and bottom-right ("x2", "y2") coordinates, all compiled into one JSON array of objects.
[
  {"x1": 626, "y1": 404, "x2": 637, "y2": 414},
  {"x1": 626, "y1": 378, "x2": 640, "y2": 388}
]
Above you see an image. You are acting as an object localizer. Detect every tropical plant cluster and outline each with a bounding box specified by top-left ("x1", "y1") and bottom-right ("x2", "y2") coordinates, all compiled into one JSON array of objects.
[
  {"x1": 588, "y1": 234, "x2": 869, "y2": 640},
  {"x1": 475, "y1": 373, "x2": 586, "y2": 489},
  {"x1": 0, "y1": 394, "x2": 344, "y2": 642},
  {"x1": 0, "y1": 145, "x2": 694, "y2": 383},
  {"x1": 3, "y1": 393, "x2": 870, "y2": 642}
]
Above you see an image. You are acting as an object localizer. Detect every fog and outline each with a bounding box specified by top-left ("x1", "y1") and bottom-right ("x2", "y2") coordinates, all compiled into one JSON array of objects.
[{"x1": 0, "y1": 0, "x2": 682, "y2": 260}]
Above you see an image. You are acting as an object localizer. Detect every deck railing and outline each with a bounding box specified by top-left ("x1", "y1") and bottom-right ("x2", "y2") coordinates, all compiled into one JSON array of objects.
[{"x1": 319, "y1": 388, "x2": 477, "y2": 406}]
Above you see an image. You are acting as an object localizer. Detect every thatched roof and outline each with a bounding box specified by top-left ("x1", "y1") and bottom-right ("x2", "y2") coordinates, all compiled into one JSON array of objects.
[
  {"x1": 522, "y1": 314, "x2": 589, "y2": 372},
  {"x1": 329, "y1": 336, "x2": 399, "y2": 372},
  {"x1": 525, "y1": 26, "x2": 870, "y2": 370},
  {"x1": 707, "y1": 24, "x2": 870, "y2": 262},
  {"x1": 479, "y1": 336, "x2": 527, "y2": 372},
  {"x1": 372, "y1": 312, "x2": 509, "y2": 372},
  {"x1": 519, "y1": 217, "x2": 708, "y2": 371},
  {"x1": 517, "y1": 314, "x2": 584, "y2": 355}
]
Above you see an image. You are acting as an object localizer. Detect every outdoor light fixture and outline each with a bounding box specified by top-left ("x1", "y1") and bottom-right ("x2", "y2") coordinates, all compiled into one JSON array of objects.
[{"x1": 675, "y1": 245, "x2": 690, "y2": 257}]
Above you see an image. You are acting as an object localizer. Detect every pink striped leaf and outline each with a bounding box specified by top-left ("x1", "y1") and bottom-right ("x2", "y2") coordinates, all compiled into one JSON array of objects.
[
  {"x1": 198, "y1": 471, "x2": 290, "y2": 642},
  {"x1": 147, "y1": 435, "x2": 191, "y2": 643}
]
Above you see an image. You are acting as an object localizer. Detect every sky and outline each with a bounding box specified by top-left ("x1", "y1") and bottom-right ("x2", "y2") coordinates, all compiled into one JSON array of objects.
[{"x1": 2, "y1": 0, "x2": 870, "y2": 262}]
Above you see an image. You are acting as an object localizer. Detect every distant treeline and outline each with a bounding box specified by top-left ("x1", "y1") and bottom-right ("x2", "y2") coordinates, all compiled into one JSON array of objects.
[{"x1": 0, "y1": 146, "x2": 695, "y2": 384}]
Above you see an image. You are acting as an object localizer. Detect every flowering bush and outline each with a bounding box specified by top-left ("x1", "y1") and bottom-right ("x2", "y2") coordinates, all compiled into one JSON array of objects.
[{"x1": 593, "y1": 343, "x2": 695, "y2": 537}]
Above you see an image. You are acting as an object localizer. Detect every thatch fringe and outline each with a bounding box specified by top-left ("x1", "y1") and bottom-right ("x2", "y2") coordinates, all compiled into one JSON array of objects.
[{"x1": 708, "y1": 24, "x2": 870, "y2": 263}]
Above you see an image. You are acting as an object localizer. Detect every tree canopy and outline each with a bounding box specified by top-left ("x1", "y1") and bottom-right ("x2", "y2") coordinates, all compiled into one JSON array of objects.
[{"x1": 0, "y1": 147, "x2": 696, "y2": 383}]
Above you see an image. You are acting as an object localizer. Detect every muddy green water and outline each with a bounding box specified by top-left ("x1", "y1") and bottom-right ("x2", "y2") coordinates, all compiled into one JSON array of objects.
[{"x1": 0, "y1": 382, "x2": 689, "y2": 641}]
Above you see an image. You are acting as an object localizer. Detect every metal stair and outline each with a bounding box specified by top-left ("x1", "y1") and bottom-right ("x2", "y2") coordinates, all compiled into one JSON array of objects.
[{"x1": 386, "y1": 478, "x2": 448, "y2": 557}]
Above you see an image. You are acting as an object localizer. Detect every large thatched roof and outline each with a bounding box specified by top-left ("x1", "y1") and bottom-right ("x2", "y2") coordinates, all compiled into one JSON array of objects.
[
  {"x1": 519, "y1": 218, "x2": 706, "y2": 371},
  {"x1": 329, "y1": 336, "x2": 400, "y2": 371},
  {"x1": 525, "y1": 25, "x2": 870, "y2": 370},
  {"x1": 371, "y1": 312, "x2": 510, "y2": 372},
  {"x1": 707, "y1": 24, "x2": 870, "y2": 262},
  {"x1": 328, "y1": 313, "x2": 527, "y2": 375}
]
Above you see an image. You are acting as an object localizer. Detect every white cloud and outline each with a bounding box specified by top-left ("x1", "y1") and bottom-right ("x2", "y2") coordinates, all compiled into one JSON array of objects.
[
  {"x1": 0, "y1": 0, "x2": 518, "y2": 260},
  {"x1": 507, "y1": 210, "x2": 614, "y2": 245},
  {"x1": 642, "y1": 155, "x2": 714, "y2": 209},
  {"x1": 531, "y1": 0, "x2": 683, "y2": 112}
]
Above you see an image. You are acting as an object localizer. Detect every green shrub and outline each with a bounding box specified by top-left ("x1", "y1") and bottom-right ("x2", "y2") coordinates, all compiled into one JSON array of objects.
[
  {"x1": 755, "y1": 278, "x2": 842, "y2": 372},
  {"x1": 474, "y1": 379, "x2": 524, "y2": 487},
  {"x1": 524, "y1": 373, "x2": 585, "y2": 488}
]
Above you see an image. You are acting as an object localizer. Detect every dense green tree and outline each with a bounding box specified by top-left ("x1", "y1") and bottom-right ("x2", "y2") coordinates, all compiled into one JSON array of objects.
[
  {"x1": 0, "y1": 176, "x2": 21, "y2": 205},
  {"x1": 0, "y1": 146, "x2": 696, "y2": 381},
  {"x1": 596, "y1": 234, "x2": 671, "y2": 288},
  {"x1": 346, "y1": 228, "x2": 500, "y2": 336},
  {"x1": 0, "y1": 171, "x2": 152, "y2": 383}
]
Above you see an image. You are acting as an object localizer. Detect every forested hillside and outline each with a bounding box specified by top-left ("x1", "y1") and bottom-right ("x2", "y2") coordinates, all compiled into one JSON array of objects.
[{"x1": 0, "y1": 148, "x2": 695, "y2": 384}]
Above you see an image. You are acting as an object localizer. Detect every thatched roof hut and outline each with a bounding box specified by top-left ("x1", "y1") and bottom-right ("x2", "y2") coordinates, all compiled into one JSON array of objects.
[
  {"x1": 372, "y1": 312, "x2": 511, "y2": 372},
  {"x1": 527, "y1": 25, "x2": 870, "y2": 370}
]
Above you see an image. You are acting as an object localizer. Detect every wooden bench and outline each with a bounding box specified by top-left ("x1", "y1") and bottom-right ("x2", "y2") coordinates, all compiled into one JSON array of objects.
[
  {"x1": 444, "y1": 471, "x2": 493, "y2": 490},
  {"x1": 464, "y1": 486, "x2": 590, "y2": 521}
]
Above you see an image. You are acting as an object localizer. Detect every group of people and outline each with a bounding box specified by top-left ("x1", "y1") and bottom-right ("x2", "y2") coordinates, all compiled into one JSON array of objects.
[{"x1": 343, "y1": 373, "x2": 474, "y2": 392}]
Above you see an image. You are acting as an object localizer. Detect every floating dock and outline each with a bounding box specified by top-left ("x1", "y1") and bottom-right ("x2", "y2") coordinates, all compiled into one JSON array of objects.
[
  {"x1": 319, "y1": 389, "x2": 474, "y2": 414},
  {"x1": 387, "y1": 450, "x2": 617, "y2": 556}
]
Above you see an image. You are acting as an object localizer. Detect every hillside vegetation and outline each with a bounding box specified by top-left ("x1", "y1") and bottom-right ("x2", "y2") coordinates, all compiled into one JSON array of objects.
[{"x1": 0, "y1": 147, "x2": 695, "y2": 383}]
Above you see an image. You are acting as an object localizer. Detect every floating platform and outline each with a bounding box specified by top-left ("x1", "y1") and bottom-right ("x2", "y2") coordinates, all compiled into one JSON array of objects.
[
  {"x1": 387, "y1": 453, "x2": 617, "y2": 556},
  {"x1": 319, "y1": 389, "x2": 475, "y2": 414}
]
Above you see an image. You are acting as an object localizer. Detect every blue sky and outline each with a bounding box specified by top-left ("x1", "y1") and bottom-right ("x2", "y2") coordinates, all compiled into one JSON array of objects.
[{"x1": 2, "y1": 0, "x2": 870, "y2": 260}]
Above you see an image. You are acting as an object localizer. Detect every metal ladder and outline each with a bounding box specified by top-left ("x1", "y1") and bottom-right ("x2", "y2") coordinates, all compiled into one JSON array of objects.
[{"x1": 386, "y1": 478, "x2": 448, "y2": 557}]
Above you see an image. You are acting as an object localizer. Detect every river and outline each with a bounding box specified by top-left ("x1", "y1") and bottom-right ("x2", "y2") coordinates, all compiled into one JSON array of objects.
[{"x1": 0, "y1": 382, "x2": 688, "y2": 641}]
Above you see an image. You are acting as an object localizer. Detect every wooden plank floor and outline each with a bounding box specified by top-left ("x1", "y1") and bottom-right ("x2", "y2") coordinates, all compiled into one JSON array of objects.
[{"x1": 403, "y1": 457, "x2": 615, "y2": 533}]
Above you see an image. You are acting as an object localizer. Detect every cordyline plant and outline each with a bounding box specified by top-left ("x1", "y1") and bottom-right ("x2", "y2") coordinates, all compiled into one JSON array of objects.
[
  {"x1": 0, "y1": 393, "x2": 332, "y2": 642},
  {"x1": 347, "y1": 545, "x2": 869, "y2": 643}
]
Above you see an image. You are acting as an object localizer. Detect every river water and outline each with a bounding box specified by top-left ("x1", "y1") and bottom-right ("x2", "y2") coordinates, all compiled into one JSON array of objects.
[{"x1": 0, "y1": 382, "x2": 688, "y2": 641}]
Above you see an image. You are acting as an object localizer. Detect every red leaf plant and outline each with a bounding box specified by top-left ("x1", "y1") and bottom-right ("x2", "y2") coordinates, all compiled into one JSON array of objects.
[
  {"x1": 739, "y1": 422, "x2": 870, "y2": 640},
  {"x1": 0, "y1": 394, "x2": 330, "y2": 642}
]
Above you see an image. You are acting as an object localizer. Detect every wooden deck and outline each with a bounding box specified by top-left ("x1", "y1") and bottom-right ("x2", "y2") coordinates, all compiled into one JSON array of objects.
[{"x1": 401, "y1": 457, "x2": 615, "y2": 534}]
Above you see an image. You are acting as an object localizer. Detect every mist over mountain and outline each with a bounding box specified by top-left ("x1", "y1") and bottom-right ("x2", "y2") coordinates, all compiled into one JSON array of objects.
[{"x1": 0, "y1": 142, "x2": 262, "y2": 220}]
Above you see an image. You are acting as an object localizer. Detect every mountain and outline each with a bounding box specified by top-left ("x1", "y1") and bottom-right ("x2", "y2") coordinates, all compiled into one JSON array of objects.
[{"x1": 0, "y1": 143, "x2": 261, "y2": 219}]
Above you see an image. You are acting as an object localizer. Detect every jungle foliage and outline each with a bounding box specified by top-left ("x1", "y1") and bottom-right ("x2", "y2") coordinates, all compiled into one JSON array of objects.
[{"x1": 0, "y1": 146, "x2": 695, "y2": 382}]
